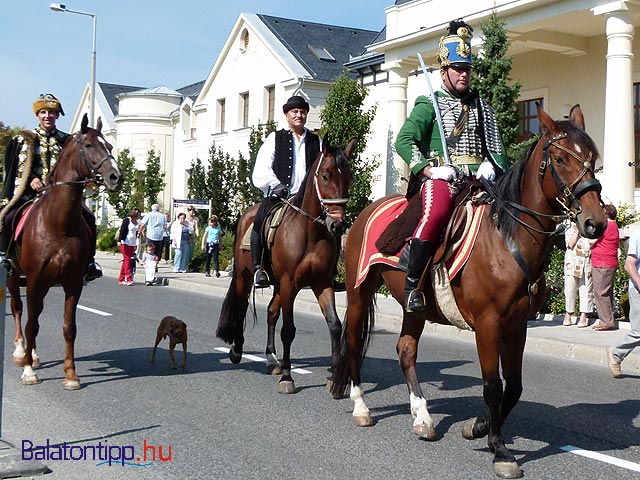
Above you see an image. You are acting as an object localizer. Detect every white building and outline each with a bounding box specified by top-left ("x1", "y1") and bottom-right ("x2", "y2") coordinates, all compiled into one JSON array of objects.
[{"x1": 71, "y1": 0, "x2": 640, "y2": 222}]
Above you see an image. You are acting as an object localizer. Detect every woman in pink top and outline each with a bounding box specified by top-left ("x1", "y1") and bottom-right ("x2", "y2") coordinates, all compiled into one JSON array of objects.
[{"x1": 590, "y1": 205, "x2": 620, "y2": 330}]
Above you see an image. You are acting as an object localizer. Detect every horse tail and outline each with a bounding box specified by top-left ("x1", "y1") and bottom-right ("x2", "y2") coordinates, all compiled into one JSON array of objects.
[
  {"x1": 215, "y1": 273, "x2": 247, "y2": 344},
  {"x1": 329, "y1": 295, "x2": 376, "y2": 398}
]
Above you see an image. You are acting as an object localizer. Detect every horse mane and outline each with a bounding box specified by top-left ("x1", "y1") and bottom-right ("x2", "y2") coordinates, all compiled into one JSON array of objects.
[
  {"x1": 490, "y1": 120, "x2": 600, "y2": 242},
  {"x1": 291, "y1": 143, "x2": 352, "y2": 206}
]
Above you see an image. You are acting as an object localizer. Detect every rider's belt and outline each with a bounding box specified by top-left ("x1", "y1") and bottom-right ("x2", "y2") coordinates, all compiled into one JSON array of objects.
[{"x1": 429, "y1": 155, "x2": 483, "y2": 166}]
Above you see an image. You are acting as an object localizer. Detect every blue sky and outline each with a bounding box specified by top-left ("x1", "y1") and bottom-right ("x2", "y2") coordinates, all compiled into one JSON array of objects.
[{"x1": 1, "y1": 0, "x2": 391, "y2": 131}]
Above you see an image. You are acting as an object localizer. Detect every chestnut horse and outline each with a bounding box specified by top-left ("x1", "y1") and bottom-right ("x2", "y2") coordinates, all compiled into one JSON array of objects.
[
  {"x1": 216, "y1": 136, "x2": 356, "y2": 393},
  {"x1": 329, "y1": 105, "x2": 606, "y2": 478},
  {"x1": 8, "y1": 114, "x2": 123, "y2": 390}
]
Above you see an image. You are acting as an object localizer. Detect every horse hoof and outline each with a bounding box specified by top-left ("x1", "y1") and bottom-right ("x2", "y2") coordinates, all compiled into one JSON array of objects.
[
  {"x1": 32, "y1": 357, "x2": 41, "y2": 369},
  {"x1": 353, "y1": 414, "x2": 374, "y2": 427},
  {"x1": 63, "y1": 379, "x2": 81, "y2": 391},
  {"x1": 266, "y1": 364, "x2": 282, "y2": 376},
  {"x1": 229, "y1": 348, "x2": 242, "y2": 364},
  {"x1": 494, "y1": 461, "x2": 523, "y2": 478},
  {"x1": 21, "y1": 374, "x2": 41, "y2": 385},
  {"x1": 462, "y1": 418, "x2": 478, "y2": 440},
  {"x1": 413, "y1": 422, "x2": 437, "y2": 440},
  {"x1": 277, "y1": 380, "x2": 296, "y2": 394}
]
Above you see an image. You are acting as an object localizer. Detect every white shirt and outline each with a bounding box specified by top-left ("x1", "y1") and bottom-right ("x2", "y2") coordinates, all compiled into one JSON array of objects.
[{"x1": 252, "y1": 129, "x2": 320, "y2": 196}]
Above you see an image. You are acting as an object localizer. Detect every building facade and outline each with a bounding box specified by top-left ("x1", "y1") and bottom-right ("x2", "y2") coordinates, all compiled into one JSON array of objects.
[{"x1": 70, "y1": 0, "x2": 640, "y2": 223}]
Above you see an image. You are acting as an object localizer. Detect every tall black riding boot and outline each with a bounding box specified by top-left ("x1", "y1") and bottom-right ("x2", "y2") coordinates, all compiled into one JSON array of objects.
[
  {"x1": 250, "y1": 229, "x2": 269, "y2": 288},
  {"x1": 0, "y1": 219, "x2": 13, "y2": 272},
  {"x1": 404, "y1": 239, "x2": 434, "y2": 313}
]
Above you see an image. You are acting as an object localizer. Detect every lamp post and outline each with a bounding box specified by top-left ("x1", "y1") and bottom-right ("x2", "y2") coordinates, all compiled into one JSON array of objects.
[{"x1": 50, "y1": 3, "x2": 97, "y2": 127}]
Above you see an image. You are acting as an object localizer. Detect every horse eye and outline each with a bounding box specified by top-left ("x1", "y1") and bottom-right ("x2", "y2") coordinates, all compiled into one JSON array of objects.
[
  {"x1": 322, "y1": 173, "x2": 329, "y2": 182},
  {"x1": 554, "y1": 155, "x2": 565, "y2": 165}
]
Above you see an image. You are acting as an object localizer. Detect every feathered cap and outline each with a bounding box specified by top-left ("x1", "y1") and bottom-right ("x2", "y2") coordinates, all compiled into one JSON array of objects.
[
  {"x1": 437, "y1": 19, "x2": 473, "y2": 68},
  {"x1": 32, "y1": 93, "x2": 65, "y2": 116}
]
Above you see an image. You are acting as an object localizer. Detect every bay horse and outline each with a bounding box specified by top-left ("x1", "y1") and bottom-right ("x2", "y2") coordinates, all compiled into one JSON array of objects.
[
  {"x1": 329, "y1": 105, "x2": 606, "y2": 478},
  {"x1": 8, "y1": 114, "x2": 123, "y2": 390},
  {"x1": 216, "y1": 135, "x2": 356, "y2": 393}
]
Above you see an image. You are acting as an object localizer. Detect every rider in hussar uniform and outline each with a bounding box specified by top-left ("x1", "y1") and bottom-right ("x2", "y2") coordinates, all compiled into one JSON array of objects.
[
  {"x1": 0, "y1": 93, "x2": 102, "y2": 280},
  {"x1": 395, "y1": 20, "x2": 510, "y2": 312}
]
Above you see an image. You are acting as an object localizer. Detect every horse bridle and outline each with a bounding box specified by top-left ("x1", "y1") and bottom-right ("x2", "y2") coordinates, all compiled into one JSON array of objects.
[
  {"x1": 75, "y1": 132, "x2": 115, "y2": 184},
  {"x1": 282, "y1": 153, "x2": 349, "y2": 232},
  {"x1": 41, "y1": 131, "x2": 115, "y2": 192},
  {"x1": 539, "y1": 133, "x2": 602, "y2": 221}
]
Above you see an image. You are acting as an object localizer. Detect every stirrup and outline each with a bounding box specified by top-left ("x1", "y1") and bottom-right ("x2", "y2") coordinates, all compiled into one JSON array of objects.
[
  {"x1": 0, "y1": 256, "x2": 11, "y2": 274},
  {"x1": 254, "y1": 269, "x2": 270, "y2": 288},
  {"x1": 85, "y1": 262, "x2": 103, "y2": 281},
  {"x1": 405, "y1": 289, "x2": 426, "y2": 313}
]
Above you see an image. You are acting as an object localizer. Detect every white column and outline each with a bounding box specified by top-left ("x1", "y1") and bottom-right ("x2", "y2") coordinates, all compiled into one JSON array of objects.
[
  {"x1": 596, "y1": 4, "x2": 635, "y2": 205},
  {"x1": 385, "y1": 61, "x2": 411, "y2": 194}
]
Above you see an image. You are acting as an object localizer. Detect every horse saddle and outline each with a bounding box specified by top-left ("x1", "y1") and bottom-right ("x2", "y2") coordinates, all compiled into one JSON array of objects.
[
  {"x1": 240, "y1": 202, "x2": 289, "y2": 251},
  {"x1": 355, "y1": 182, "x2": 489, "y2": 289}
]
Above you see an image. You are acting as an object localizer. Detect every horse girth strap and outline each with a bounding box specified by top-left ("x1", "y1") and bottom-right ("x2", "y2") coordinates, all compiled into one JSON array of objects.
[{"x1": 504, "y1": 235, "x2": 542, "y2": 311}]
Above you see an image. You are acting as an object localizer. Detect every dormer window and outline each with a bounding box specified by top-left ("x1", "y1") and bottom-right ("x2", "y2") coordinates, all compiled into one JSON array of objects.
[{"x1": 308, "y1": 45, "x2": 336, "y2": 62}]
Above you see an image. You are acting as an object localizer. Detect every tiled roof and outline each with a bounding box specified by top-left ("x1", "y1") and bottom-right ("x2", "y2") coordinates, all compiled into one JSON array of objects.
[
  {"x1": 177, "y1": 80, "x2": 205, "y2": 101},
  {"x1": 257, "y1": 14, "x2": 379, "y2": 82},
  {"x1": 98, "y1": 82, "x2": 146, "y2": 116}
]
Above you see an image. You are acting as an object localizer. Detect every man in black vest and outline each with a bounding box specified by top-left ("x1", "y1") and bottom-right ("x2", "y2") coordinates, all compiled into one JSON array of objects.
[{"x1": 250, "y1": 95, "x2": 321, "y2": 287}]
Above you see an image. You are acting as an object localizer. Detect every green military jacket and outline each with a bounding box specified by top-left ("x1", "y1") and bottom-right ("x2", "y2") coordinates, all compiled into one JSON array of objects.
[{"x1": 395, "y1": 90, "x2": 510, "y2": 177}]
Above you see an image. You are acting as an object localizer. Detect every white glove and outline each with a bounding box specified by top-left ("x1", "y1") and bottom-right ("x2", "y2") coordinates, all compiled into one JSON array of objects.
[
  {"x1": 475, "y1": 161, "x2": 496, "y2": 181},
  {"x1": 429, "y1": 165, "x2": 457, "y2": 182}
]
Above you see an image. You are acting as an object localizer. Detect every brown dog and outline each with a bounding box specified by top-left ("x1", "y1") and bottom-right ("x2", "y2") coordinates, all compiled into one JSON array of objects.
[{"x1": 151, "y1": 316, "x2": 188, "y2": 369}]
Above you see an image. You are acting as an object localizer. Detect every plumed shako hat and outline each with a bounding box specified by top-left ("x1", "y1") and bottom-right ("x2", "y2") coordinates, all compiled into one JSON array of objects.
[
  {"x1": 32, "y1": 93, "x2": 65, "y2": 116},
  {"x1": 282, "y1": 95, "x2": 310, "y2": 114},
  {"x1": 437, "y1": 19, "x2": 473, "y2": 68}
]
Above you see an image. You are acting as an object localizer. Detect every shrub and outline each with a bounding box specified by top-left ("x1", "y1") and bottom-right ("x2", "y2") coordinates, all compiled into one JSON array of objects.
[
  {"x1": 97, "y1": 226, "x2": 119, "y2": 253},
  {"x1": 187, "y1": 231, "x2": 235, "y2": 273}
]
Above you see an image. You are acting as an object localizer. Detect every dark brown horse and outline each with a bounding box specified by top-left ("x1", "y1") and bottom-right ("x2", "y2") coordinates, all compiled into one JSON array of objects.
[
  {"x1": 8, "y1": 114, "x2": 123, "y2": 390},
  {"x1": 329, "y1": 105, "x2": 606, "y2": 478},
  {"x1": 216, "y1": 136, "x2": 356, "y2": 393}
]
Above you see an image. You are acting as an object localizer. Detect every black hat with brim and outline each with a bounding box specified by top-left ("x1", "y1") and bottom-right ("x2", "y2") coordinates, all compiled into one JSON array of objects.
[{"x1": 282, "y1": 95, "x2": 309, "y2": 114}]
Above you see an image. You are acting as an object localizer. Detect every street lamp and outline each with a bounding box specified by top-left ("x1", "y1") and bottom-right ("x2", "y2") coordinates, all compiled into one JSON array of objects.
[{"x1": 50, "y1": 3, "x2": 97, "y2": 127}]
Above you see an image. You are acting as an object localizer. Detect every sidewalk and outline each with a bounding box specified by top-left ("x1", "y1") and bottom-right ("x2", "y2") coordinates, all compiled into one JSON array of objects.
[{"x1": 96, "y1": 251, "x2": 640, "y2": 374}]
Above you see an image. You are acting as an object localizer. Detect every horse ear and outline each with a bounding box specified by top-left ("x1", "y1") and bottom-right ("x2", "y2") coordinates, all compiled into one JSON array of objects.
[
  {"x1": 96, "y1": 117, "x2": 103, "y2": 132},
  {"x1": 536, "y1": 102, "x2": 558, "y2": 137},
  {"x1": 344, "y1": 137, "x2": 358, "y2": 159},
  {"x1": 81, "y1": 113, "x2": 89, "y2": 133},
  {"x1": 322, "y1": 133, "x2": 330, "y2": 153},
  {"x1": 569, "y1": 104, "x2": 585, "y2": 130}
]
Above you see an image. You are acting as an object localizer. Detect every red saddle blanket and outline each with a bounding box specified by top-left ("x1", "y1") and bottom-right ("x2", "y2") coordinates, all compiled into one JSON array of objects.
[{"x1": 355, "y1": 197, "x2": 486, "y2": 288}]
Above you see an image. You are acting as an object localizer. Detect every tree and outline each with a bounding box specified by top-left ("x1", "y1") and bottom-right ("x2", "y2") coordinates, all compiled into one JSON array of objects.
[
  {"x1": 238, "y1": 121, "x2": 276, "y2": 211},
  {"x1": 105, "y1": 148, "x2": 143, "y2": 218},
  {"x1": 0, "y1": 121, "x2": 25, "y2": 187},
  {"x1": 471, "y1": 11, "x2": 522, "y2": 152},
  {"x1": 142, "y1": 147, "x2": 166, "y2": 209},
  {"x1": 187, "y1": 157, "x2": 207, "y2": 201},
  {"x1": 320, "y1": 70, "x2": 378, "y2": 223},
  {"x1": 206, "y1": 142, "x2": 237, "y2": 230}
]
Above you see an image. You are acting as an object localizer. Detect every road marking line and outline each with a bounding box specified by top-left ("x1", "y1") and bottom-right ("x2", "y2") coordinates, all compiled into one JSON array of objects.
[
  {"x1": 77, "y1": 305, "x2": 112, "y2": 316},
  {"x1": 560, "y1": 445, "x2": 640, "y2": 473},
  {"x1": 214, "y1": 347, "x2": 311, "y2": 374}
]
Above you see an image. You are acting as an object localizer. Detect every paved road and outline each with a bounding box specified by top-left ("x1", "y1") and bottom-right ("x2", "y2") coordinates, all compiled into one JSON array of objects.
[{"x1": 1, "y1": 276, "x2": 639, "y2": 479}]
